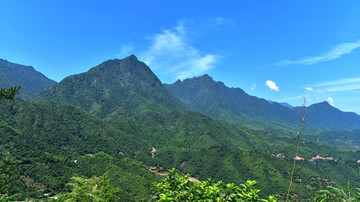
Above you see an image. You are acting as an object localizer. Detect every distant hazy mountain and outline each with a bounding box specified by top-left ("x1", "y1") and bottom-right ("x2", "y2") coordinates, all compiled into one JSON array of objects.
[
  {"x1": 164, "y1": 74, "x2": 299, "y2": 130},
  {"x1": 0, "y1": 59, "x2": 57, "y2": 100},
  {"x1": 297, "y1": 101, "x2": 360, "y2": 130},
  {"x1": 36, "y1": 55, "x2": 180, "y2": 120},
  {"x1": 268, "y1": 100, "x2": 294, "y2": 109},
  {"x1": 165, "y1": 74, "x2": 360, "y2": 131}
]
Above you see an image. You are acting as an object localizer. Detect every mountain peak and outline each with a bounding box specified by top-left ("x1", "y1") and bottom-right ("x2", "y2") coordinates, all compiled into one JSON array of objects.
[
  {"x1": 126, "y1": 54, "x2": 138, "y2": 61},
  {"x1": 36, "y1": 55, "x2": 180, "y2": 119},
  {"x1": 181, "y1": 74, "x2": 216, "y2": 84},
  {"x1": 198, "y1": 74, "x2": 214, "y2": 81},
  {"x1": 312, "y1": 101, "x2": 333, "y2": 108}
]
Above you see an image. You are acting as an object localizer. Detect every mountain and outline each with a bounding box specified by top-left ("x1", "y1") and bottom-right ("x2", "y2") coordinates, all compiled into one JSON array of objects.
[
  {"x1": 268, "y1": 100, "x2": 293, "y2": 109},
  {"x1": 300, "y1": 101, "x2": 360, "y2": 130},
  {"x1": 280, "y1": 102, "x2": 294, "y2": 109},
  {"x1": 4, "y1": 56, "x2": 360, "y2": 200},
  {"x1": 0, "y1": 59, "x2": 57, "y2": 100},
  {"x1": 164, "y1": 74, "x2": 360, "y2": 131},
  {"x1": 164, "y1": 74, "x2": 300, "y2": 130},
  {"x1": 36, "y1": 55, "x2": 180, "y2": 120}
]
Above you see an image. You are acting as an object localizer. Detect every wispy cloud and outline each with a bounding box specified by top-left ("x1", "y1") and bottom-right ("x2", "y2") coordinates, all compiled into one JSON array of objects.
[
  {"x1": 117, "y1": 44, "x2": 134, "y2": 58},
  {"x1": 251, "y1": 83, "x2": 256, "y2": 90},
  {"x1": 306, "y1": 77, "x2": 360, "y2": 92},
  {"x1": 276, "y1": 95, "x2": 304, "y2": 102},
  {"x1": 140, "y1": 22, "x2": 217, "y2": 80},
  {"x1": 276, "y1": 40, "x2": 360, "y2": 67},
  {"x1": 265, "y1": 80, "x2": 279, "y2": 91},
  {"x1": 327, "y1": 97, "x2": 334, "y2": 106},
  {"x1": 305, "y1": 87, "x2": 314, "y2": 91},
  {"x1": 210, "y1": 17, "x2": 235, "y2": 27}
]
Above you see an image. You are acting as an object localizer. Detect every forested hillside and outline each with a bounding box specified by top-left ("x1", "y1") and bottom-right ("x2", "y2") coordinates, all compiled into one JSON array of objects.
[
  {"x1": 164, "y1": 74, "x2": 360, "y2": 149},
  {"x1": 0, "y1": 59, "x2": 57, "y2": 100},
  {"x1": 36, "y1": 55, "x2": 180, "y2": 120},
  {"x1": 0, "y1": 99, "x2": 161, "y2": 200}
]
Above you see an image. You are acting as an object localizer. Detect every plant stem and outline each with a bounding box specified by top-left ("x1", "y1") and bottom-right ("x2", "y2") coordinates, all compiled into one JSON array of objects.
[{"x1": 286, "y1": 95, "x2": 306, "y2": 201}]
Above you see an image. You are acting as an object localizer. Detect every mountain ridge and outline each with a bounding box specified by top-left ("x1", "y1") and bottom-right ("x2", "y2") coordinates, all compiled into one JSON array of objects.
[
  {"x1": 165, "y1": 74, "x2": 360, "y2": 131},
  {"x1": 0, "y1": 58, "x2": 57, "y2": 100},
  {"x1": 36, "y1": 55, "x2": 180, "y2": 120}
]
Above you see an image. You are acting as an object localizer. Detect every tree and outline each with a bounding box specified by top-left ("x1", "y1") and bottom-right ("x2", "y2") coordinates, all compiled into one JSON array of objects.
[
  {"x1": 0, "y1": 154, "x2": 17, "y2": 202},
  {"x1": 0, "y1": 86, "x2": 20, "y2": 201},
  {"x1": 58, "y1": 173, "x2": 119, "y2": 201},
  {"x1": 151, "y1": 168, "x2": 276, "y2": 201},
  {"x1": 0, "y1": 87, "x2": 20, "y2": 100}
]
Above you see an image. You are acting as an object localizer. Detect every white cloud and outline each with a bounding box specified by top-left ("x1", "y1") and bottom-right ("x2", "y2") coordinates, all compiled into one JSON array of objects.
[
  {"x1": 305, "y1": 87, "x2": 314, "y2": 91},
  {"x1": 265, "y1": 80, "x2": 279, "y2": 91},
  {"x1": 251, "y1": 83, "x2": 256, "y2": 90},
  {"x1": 140, "y1": 23, "x2": 217, "y2": 79},
  {"x1": 276, "y1": 40, "x2": 360, "y2": 67},
  {"x1": 117, "y1": 44, "x2": 134, "y2": 58},
  {"x1": 327, "y1": 97, "x2": 334, "y2": 106}
]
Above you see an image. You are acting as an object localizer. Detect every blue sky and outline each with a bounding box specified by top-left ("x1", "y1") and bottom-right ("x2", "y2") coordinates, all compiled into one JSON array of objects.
[{"x1": 1, "y1": 1, "x2": 360, "y2": 113}]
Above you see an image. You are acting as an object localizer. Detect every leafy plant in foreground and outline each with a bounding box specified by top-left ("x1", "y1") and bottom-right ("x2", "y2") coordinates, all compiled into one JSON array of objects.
[
  {"x1": 58, "y1": 173, "x2": 119, "y2": 202},
  {"x1": 0, "y1": 87, "x2": 20, "y2": 100},
  {"x1": 151, "y1": 168, "x2": 276, "y2": 201},
  {"x1": 312, "y1": 182, "x2": 360, "y2": 202}
]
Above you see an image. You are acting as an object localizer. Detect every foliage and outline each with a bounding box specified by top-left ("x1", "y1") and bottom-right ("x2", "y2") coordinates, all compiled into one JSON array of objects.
[
  {"x1": 312, "y1": 182, "x2": 360, "y2": 201},
  {"x1": 151, "y1": 168, "x2": 276, "y2": 201},
  {"x1": 58, "y1": 173, "x2": 119, "y2": 202},
  {"x1": 0, "y1": 194, "x2": 17, "y2": 202},
  {"x1": 0, "y1": 87, "x2": 18, "y2": 201},
  {"x1": 0, "y1": 154, "x2": 16, "y2": 193},
  {"x1": 0, "y1": 87, "x2": 20, "y2": 100},
  {"x1": 0, "y1": 153, "x2": 17, "y2": 201}
]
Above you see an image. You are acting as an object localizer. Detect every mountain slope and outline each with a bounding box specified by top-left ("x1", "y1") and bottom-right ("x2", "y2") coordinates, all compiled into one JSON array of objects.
[
  {"x1": 36, "y1": 55, "x2": 180, "y2": 120},
  {"x1": 300, "y1": 101, "x2": 360, "y2": 130},
  {"x1": 0, "y1": 99, "x2": 160, "y2": 199},
  {"x1": 164, "y1": 74, "x2": 299, "y2": 130},
  {"x1": 164, "y1": 74, "x2": 360, "y2": 131},
  {"x1": 0, "y1": 59, "x2": 57, "y2": 100}
]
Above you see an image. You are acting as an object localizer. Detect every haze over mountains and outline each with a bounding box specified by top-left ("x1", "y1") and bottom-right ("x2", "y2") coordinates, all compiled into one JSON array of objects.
[{"x1": 1, "y1": 55, "x2": 360, "y2": 200}]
